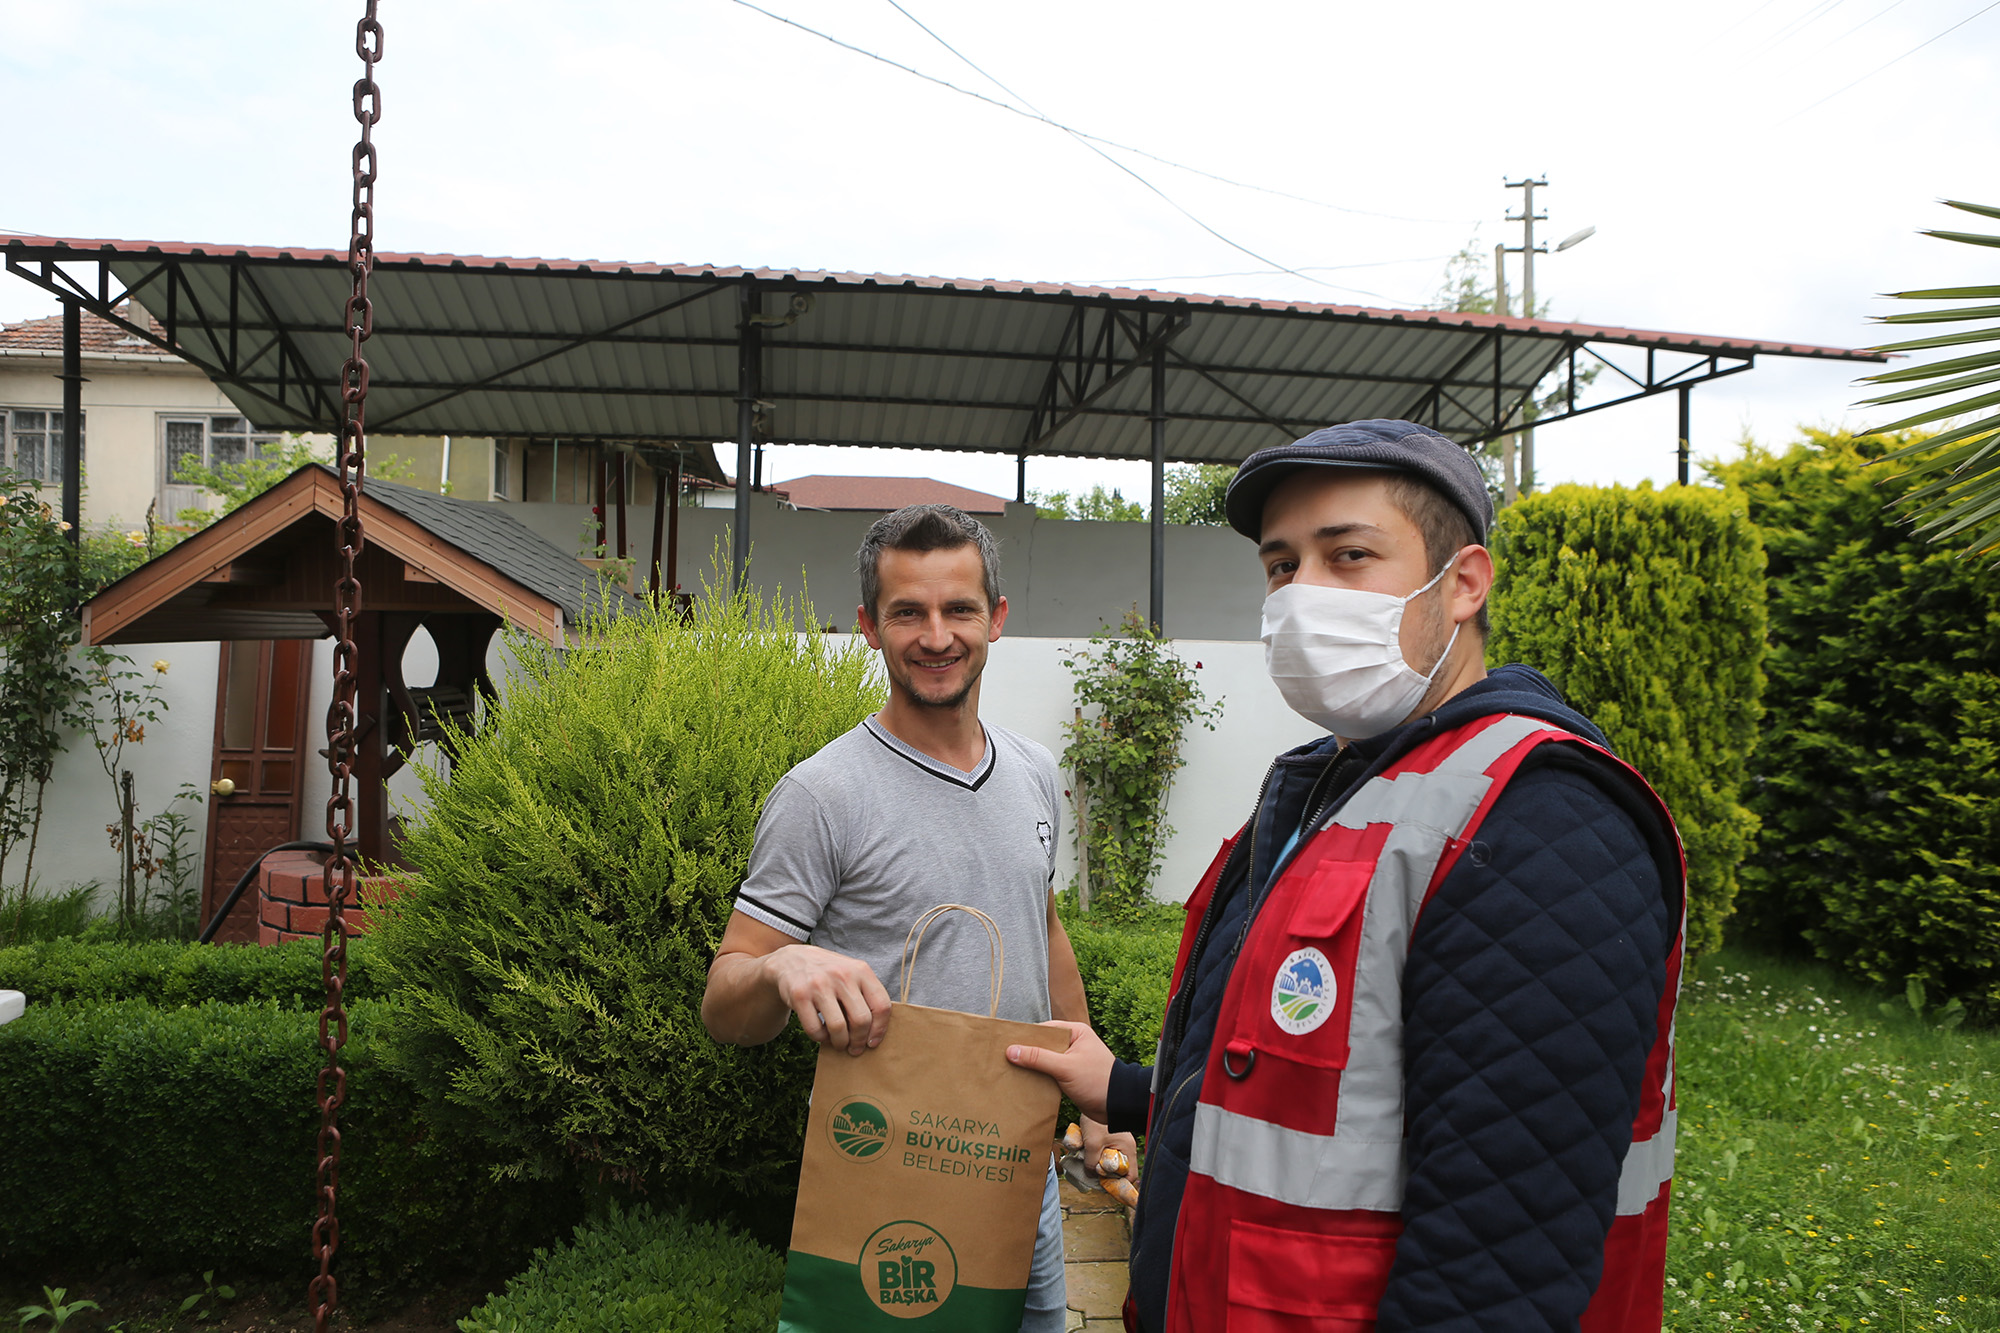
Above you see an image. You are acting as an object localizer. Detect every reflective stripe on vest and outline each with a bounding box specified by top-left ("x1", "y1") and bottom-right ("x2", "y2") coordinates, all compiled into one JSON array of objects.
[{"x1": 1184, "y1": 714, "x2": 1679, "y2": 1216}]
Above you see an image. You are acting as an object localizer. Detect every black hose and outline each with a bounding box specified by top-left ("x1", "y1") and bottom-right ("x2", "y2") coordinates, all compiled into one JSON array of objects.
[{"x1": 197, "y1": 841, "x2": 341, "y2": 944}]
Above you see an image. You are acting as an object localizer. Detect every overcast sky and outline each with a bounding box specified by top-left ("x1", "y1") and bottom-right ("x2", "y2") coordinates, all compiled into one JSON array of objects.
[{"x1": 5, "y1": 0, "x2": 1998, "y2": 501}]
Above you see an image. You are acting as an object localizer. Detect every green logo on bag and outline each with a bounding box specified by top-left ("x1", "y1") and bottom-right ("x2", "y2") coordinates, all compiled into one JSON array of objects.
[
  {"x1": 828, "y1": 1096, "x2": 891, "y2": 1161},
  {"x1": 861, "y1": 1220, "x2": 957, "y2": 1316}
]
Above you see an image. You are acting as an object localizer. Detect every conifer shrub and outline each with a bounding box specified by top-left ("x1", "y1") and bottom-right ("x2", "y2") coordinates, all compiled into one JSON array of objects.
[
  {"x1": 457, "y1": 1203, "x2": 783, "y2": 1333},
  {"x1": 370, "y1": 584, "x2": 883, "y2": 1199},
  {"x1": 1713, "y1": 430, "x2": 2000, "y2": 1018},
  {"x1": 1488, "y1": 482, "x2": 1767, "y2": 956}
]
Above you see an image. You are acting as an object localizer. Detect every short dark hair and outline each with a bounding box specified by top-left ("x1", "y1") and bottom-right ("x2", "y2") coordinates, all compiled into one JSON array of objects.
[
  {"x1": 1382, "y1": 472, "x2": 1490, "y2": 638},
  {"x1": 856, "y1": 504, "x2": 1002, "y2": 620}
]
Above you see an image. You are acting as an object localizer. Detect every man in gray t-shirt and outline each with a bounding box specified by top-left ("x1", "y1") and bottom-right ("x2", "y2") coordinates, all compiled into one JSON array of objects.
[{"x1": 701, "y1": 504, "x2": 1127, "y2": 1333}]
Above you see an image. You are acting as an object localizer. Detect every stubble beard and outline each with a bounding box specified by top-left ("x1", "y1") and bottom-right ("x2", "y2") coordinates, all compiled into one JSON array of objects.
[{"x1": 893, "y1": 656, "x2": 984, "y2": 712}]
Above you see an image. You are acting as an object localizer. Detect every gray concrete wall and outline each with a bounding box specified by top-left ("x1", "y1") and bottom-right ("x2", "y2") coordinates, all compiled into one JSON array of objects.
[{"x1": 505, "y1": 499, "x2": 1269, "y2": 641}]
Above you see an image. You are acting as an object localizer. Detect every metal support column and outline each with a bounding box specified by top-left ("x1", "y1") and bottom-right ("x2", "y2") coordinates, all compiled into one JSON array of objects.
[
  {"x1": 1149, "y1": 345, "x2": 1167, "y2": 634},
  {"x1": 1016, "y1": 453, "x2": 1027, "y2": 505},
  {"x1": 60, "y1": 300, "x2": 82, "y2": 543},
  {"x1": 1677, "y1": 384, "x2": 1692, "y2": 486},
  {"x1": 733, "y1": 283, "x2": 760, "y2": 594}
]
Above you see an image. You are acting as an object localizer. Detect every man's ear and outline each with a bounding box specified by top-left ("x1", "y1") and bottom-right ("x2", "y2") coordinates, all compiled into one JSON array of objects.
[
  {"x1": 1450, "y1": 546, "x2": 1494, "y2": 626},
  {"x1": 857, "y1": 603, "x2": 883, "y2": 650},
  {"x1": 988, "y1": 594, "x2": 1009, "y2": 642}
]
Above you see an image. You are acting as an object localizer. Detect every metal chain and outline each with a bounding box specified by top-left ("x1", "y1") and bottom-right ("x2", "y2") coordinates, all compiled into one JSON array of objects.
[{"x1": 312, "y1": 4, "x2": 380, "y2": 1328}]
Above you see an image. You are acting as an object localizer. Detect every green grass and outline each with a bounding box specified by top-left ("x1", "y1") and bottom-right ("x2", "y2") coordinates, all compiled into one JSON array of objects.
[{"x1": 1667, "y1": 948, "x2": 2000, "y2": 1331}]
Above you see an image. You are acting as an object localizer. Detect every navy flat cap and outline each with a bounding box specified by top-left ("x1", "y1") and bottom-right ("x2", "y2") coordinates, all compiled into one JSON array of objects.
[{"x1": 1223, "y1": 419, "x2": 1494, "y2": 543}]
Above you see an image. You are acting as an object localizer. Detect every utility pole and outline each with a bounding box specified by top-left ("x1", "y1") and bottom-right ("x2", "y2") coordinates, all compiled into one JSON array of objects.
[
  {"x1": 1504, "y1": 177, "x2": 1548, "y2": 495},
  {"x1": 1493, "y1": 244, "x2": 1516, "y2": 504}
]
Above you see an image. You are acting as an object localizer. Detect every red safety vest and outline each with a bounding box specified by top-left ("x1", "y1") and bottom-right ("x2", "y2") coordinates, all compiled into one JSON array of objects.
[{"x1": 1158, "y1": 713, "x2": 1684, "y2": 1333}]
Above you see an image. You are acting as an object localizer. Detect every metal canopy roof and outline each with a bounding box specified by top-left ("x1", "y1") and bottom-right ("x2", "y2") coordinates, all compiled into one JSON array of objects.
[{"x1": 4, "y1": 234, "x2": 1885, "y2": 465}]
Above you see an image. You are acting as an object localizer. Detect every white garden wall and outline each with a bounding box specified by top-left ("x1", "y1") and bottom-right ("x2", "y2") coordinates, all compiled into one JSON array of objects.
[{"x1": 23, "y1": 631, "x2": 1321, "y2": 915}]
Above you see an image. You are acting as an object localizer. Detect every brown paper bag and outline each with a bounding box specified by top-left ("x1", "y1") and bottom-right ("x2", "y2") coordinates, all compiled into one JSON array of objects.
[{"x1": 777, "y1": 904, "x2": 1065, "y2": 1332}]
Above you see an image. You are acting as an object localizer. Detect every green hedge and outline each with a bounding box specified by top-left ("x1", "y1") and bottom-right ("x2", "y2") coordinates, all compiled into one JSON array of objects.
[
  {"x1": 1713, "y1": 431, "x2": 2000, "y2": 1018},
  {"x1": 0, "y1": 935, "x2": 379, "y2": 1008},
  {"x1": 372, "y1": 585, "x2": 884, "y2": 1198},
  {"x1": 0, "y1": 996, "x2": 576, "y2": 1286},
  {"x1": 1489, "y1": 482, "x2": 1767, "y2": 957},
  {"x1": 458, "y1": 1204, "x2": 783, "y2": 1333},
  {"x1": 1061, "y1": 896, "x2": 1182, "y2": 1065}
]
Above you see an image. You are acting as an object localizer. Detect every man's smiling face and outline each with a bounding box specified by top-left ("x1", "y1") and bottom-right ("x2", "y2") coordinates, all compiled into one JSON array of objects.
[{"x1": 858, "y1": 544, "x2": 1007, "y2": 710}]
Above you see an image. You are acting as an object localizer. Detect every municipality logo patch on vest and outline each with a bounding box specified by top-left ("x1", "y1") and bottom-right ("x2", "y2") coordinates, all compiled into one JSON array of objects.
[
  {"x1": 1271, "y1": 947, "x2": 1335, "y2": 1034},
  {"x1": 828, "y1": 1096, "x2": 891, "y2": 1161}
]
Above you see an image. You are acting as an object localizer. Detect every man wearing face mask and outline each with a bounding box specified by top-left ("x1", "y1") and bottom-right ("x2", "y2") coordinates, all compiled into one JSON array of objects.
[{"x1": 1008, "y1": 420, "x2": 1685, "y2": 1333}]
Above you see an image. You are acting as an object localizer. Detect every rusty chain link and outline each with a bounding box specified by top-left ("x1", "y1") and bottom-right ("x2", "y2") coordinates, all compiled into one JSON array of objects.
[{"x1": 312, "y1": 4, "x2": 381, "y2": 1328}]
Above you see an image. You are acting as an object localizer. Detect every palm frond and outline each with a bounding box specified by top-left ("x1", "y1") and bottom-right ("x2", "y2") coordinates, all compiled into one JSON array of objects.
[{"x1": 1860, "y1": 201, "x2": 2000, "y2": 562}]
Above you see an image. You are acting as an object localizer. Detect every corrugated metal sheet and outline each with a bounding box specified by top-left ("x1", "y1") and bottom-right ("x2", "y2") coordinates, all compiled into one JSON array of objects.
[{"x1": 3, "y1": 235, "x2": 1885, "y2": 463}]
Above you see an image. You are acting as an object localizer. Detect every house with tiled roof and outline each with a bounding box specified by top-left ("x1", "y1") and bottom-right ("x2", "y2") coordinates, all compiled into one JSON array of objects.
[
  {"x1": 777, "y1": 475, "x2": 1008, "y2": 514},
  {"x1": 0, "y1": 302, "x2": 512, "y2": 532}
]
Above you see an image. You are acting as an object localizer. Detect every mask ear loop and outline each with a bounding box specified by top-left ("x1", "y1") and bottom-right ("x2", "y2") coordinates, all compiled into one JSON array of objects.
[{"x1": 1411, "y1": 553, "x2": 1464, "y2": 686}]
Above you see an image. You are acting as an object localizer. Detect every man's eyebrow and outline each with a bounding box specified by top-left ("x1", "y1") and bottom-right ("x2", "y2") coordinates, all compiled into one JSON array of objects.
[{"x1": 1258, "y1": 521, "x2": 1386, "y2": 556}]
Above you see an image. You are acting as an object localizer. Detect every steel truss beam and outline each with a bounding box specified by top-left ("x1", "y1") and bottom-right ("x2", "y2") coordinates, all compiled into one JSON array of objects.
[{"x1": 1019, "y1": 302, "x2": 1190, "y2": 453}]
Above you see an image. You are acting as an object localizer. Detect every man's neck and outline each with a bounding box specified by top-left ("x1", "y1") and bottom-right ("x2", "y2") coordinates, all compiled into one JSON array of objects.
[{"x1": 876, "y1": 686, "x2": 988, "y2": 773}]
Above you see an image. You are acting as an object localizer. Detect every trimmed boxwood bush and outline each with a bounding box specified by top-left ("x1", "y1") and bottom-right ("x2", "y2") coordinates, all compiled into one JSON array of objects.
[
  {"x1": 1060, "y1": 895, "x2": 1181, "y2": 1065},
  {"x1": 0, "y1": 996, "x2": 576, "y2": 1286},
  {"x1": 371, "y1": 585, "x2": 883, "y2": 1197},
  {"x1": 0, "y1": 935, "x2": 380, "y2": 1008},
  {"x1": 457, "y1": 1204, "x2": 783, "y2": 1333},
  {"x1": 1713, "y1": 430, "x2": 2000, "y2": 1018},
  {"x1": 1489, "y1": 481, "x2": 1767, "y2": 957}
]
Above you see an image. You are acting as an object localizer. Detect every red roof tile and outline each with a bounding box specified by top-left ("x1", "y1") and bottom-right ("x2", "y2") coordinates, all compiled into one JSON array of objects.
[
  {"x1": 777, "y1": 475, "x2": 1008, "y2": 513},
  {"x1": 0, "y1": 303, "x2": 166, "y2": 355}
]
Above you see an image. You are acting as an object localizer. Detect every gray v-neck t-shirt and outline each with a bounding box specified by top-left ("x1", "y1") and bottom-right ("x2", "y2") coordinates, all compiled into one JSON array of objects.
[{"x1": 733, "y1": 715, "x2": 1060, "y2": 1024}]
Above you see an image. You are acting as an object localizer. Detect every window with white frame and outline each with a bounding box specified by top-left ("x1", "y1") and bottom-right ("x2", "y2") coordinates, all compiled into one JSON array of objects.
[
  {"x1": 492, "y1": 440, "x2": 510, "y2": 499},
  {"x1": 162, "y1": 414, "x2": 280, "y2": 487},
  {"x1": 0, "y1": 408, "x2": 86, "y2": 485}
]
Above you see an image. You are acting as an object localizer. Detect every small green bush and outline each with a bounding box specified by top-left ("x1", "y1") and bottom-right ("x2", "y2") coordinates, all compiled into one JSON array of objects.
[
  {"x1": 1061, "y1": 895, "x2": 1181, "y2": 1065},
  {"x1": 1713, "y1": 430, "x2": 2000, "y2": 1018},
  {"x1": 457, "y1": 1203, "x2": 783, "y2": 1333},
  {"x1": 0, "y1": 935, "x2": 379, "y2": 1008},
  {"x1": 1489, "y1": 482, "x2": 1767, "y2": 956},
  {"x1": 372, "y1": 582, "x2": 883, "y2": 1197},
  {"x1": 0, "y1": 997, "x2": 575, "y2": 1285}
]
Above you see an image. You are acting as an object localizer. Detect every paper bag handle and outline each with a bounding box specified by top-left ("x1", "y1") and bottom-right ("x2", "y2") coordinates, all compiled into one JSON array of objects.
[{"x1": 897, "y1": 903, "x2": 1004, "y2": 1017}]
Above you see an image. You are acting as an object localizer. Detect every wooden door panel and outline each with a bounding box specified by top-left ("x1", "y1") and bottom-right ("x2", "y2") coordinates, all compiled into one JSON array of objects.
[{"x1": 203, "y1": 639, "x2": 313, "y2": 942}]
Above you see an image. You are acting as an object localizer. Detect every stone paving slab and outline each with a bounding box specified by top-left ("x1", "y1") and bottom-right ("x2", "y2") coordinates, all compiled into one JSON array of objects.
[
  {"x1": 1063, "y1": 1208, "x2": 1130, "y2": 1263},
  {"x1": 1064, "y1": 1260, "x2": 1129, "y2": 1321}
]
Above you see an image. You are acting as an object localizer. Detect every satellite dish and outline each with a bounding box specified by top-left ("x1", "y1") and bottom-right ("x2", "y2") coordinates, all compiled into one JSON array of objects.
[{"x1": 1556, "y1": 226, "x2": 1597, "y2": 253}]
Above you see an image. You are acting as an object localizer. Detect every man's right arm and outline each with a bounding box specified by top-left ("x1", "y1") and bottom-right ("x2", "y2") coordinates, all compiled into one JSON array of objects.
[{"x1": 702, "y1": 911, "x2": 895, "y2": 1055}]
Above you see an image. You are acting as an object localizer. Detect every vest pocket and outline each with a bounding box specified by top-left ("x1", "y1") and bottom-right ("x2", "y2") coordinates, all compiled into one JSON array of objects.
[{"x1": 1225, "y1": 1218, "x2": 1394, "y2": 1329}]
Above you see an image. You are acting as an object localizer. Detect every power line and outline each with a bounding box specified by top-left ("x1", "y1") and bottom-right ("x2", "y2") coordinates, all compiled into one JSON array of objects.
[
  {"x1": 727, "y1": 0, "x2": 1474, "y2": 227},
  {"x1": 1813, "y1": 0, "x2": 1913, "y2": 51},
  {"x1": 1780, "y1": 0, "x2": 2000, "y2": 122}
]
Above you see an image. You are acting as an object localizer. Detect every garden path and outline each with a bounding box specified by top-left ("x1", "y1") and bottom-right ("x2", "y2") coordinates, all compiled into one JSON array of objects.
[{"x1": 1061, "y1": 1179, "x2": 1132, "y2": 1331}]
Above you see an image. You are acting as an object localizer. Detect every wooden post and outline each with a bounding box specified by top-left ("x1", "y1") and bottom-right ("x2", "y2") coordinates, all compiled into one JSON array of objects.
[
  {"x1": 615, "y1": 451, "x2": 629, "y2": 560},
  {"x1": 649, "y1": 465, "x2": 668, "y2": 595},
  {"x1": 666, "y1": 455, "x2": 683, "y2": 598},
  {"x1": 355, "y1": 610, "x2": 388, "y2": 865}
]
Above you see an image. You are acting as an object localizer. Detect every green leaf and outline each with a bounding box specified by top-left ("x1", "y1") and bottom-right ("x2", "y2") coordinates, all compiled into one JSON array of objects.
[
  {"x1": 1921, "y1": 228, "x2": 2000, "y2": 249},
  {"x1": 1943, "y1": 198, "x2": 2000, "y2": 222}
]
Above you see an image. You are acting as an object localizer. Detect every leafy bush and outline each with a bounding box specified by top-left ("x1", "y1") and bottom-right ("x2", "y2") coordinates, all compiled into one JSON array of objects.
[
  {"x1": 0, "y1": 935, "x2": 380, "y2": 1007},
  {"x1": 1060, "y1": 894, "x2": 1181, "y2": 1065},
  {"x1": 1713, "y1": 430, "x2": 2000, "y2": 1018},
  {"x1": 0, "y1": 997, "x2": 576, "y2": 1285},
  {"x1": 457, "y1": 1204, "x2": 783, "y2": 1333},
  {"x1": 1489, "y1": 482, "x2": 1767, "y2": 956},
  {"x1": 1062, "y1": 613, "x2": 1221, "y2": 918},
  {"x1": 371, "y1": 584, "x2": 883, "y2": 1197}
]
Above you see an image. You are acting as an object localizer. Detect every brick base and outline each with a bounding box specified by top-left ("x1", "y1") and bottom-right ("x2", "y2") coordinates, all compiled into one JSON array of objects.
[{"x1": 257, "y1": 851, "x2": 403, "y2": 945}]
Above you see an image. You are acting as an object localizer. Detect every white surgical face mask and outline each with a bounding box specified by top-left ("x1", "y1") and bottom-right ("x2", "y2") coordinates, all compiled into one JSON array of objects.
[{"x1": 1261, "y1": 561, "x2": 1460, "y2": 740}]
